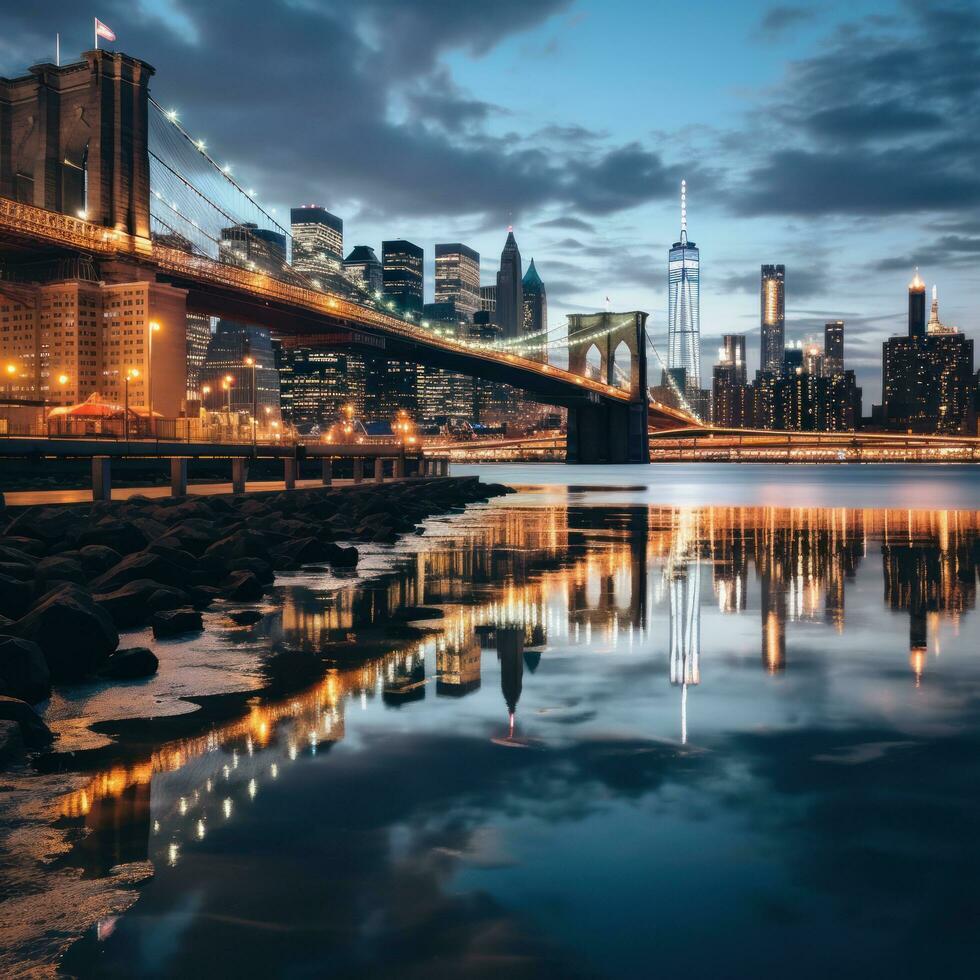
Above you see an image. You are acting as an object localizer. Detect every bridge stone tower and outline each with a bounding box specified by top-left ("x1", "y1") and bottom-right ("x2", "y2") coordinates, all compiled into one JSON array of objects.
[
  {"x1": 0, "y1": 50, "x2": 154, "y2": 238},
  {"x1": 566, "y1": 311, "x2": 649, "y2": 464}
]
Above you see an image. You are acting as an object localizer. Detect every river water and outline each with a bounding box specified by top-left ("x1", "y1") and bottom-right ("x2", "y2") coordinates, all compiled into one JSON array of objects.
[{"x1": 4, "y1": 464, "x2": 980, "y2": 978}]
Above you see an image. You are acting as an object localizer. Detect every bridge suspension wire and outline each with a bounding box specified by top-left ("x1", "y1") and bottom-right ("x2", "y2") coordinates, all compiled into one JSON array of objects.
[{"x1": 644, "y1": 327, "x2": 704, "y2": 422}]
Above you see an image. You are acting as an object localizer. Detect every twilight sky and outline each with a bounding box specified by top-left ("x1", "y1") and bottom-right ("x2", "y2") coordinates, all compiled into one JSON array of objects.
[{"x1": 3, "y1": 0, "x2": 979, "y2": 400}]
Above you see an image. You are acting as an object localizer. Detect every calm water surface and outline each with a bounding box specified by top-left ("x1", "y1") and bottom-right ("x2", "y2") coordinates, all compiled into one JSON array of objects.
[{"x1": 34, "y1": 467, "x2": 980, "y2": 976}]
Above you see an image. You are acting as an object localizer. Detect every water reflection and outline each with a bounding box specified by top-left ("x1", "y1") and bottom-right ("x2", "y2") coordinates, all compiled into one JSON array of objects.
[{"x1": 47, "y1": 501, "x2": 980, "y2": 977}]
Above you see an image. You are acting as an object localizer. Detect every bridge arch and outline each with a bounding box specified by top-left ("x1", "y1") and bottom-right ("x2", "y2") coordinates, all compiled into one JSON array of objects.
[
  {"x1": 585, "y1": 343, "x2": 603, "y2": 381},
  {"x1": 612, "y1": 340, "x2": 631, "y2": 390}
]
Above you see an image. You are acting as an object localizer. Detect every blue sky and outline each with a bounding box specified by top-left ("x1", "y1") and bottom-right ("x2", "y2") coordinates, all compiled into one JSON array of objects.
[{"x1": 3, "y1": 0, "x2": 979, "y2": 401}]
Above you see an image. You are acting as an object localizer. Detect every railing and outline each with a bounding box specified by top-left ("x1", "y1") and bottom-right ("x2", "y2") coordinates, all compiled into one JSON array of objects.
[{"x1": 0, "y1": 196, "x2": 123, "y2": 254}]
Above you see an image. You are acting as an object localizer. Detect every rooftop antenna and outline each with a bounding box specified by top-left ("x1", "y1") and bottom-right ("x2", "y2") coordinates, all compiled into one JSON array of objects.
[{"x1": 680, "y1": 179, "x2": 688, "y2": 244}]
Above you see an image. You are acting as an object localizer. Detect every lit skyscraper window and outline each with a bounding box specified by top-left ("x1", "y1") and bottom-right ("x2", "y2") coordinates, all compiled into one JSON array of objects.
[
  {"x1": 667, "y1": 180, "x2": 701, "y2": 389},
  {"x1": 760, "y1": 264, "x2": 786, "y2": 373}
]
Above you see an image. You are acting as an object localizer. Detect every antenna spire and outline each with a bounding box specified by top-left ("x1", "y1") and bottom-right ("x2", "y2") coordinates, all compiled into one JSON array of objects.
[{"x1": 680, "y1": 179, "x2": 688, "y2": 244}]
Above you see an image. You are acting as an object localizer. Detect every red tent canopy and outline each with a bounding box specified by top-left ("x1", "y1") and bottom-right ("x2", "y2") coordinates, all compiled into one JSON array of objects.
[{"x1": 48, "y1": 392, "x2": 162, "y2": 419}]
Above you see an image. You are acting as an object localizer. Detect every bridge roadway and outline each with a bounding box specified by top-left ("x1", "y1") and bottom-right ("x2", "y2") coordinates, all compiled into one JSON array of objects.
[
  {"x1": 427, "y1": 427, "x2": 980, "y2": 463},
  {"x1": 0, "y1": 196, "x2": 694, "y2": 436}
]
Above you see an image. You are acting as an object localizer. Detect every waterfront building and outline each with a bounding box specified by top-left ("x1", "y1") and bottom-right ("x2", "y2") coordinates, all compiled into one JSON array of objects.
[
  {"x1": 290, "y1": 206, "x2": 344, "y2": 282},
  {"x1": 803, "y1": 339, "x2": 824, "y2": 378},
  {"x1": 0, "y1": 273, "x2": 188, "y2": 416},
  {"x1": 711, "y1": 335, "x2": 751, "y2": 427},
  {"x1": 721, "y1": 334, "x2": 747, "y2": 384},
  {"x1": 382, "y1": 239, "x2": 424, "y2": 315},
  {"x1": 201, "y1": 321, "x2": 280, "y2": 418},
  {"x1": 783, "y1": 341, "x2": 803, "y2": 376},
  {"x1": 480, "y1": 284, "x2": 496, "y2": 315},
  {"x1": 824, "y1": 321, "x2": 844, "y2": 375},
  {"x1": 343, "y1": 246, "x2": 383, "y2": 295},
  {"x1": 219, "y1": 223, "x2": 287, "y2": 276},
  {"x1": 521, "y1": 259, "x2": 548, "y2": 362},
  {"x1": 667, "y1": 180, "x2": 701, "y2": 389},
  {"x1": 417, "y1": 300, "x2": 474, "y2": 420},
  {"x1": 882, "y1": 272, "x2": 975, "y2": 433},
  {"x1": 363, "y1": 358, "x2": 417, "y2": 421},
  {"x1": 185, "y1": 313, "x2": 212, "y2": 402},
  {"x1": 277, "y1": 347, "x2": 357, "y2": 431},
  {"x1": 495, "y1": 229, "x2": 523, "y2": 339},
  {"x1": 435, "y1": 243, "x2": 480, "y2": 320},
  {"x1": 760, "y1": 264, "x2": 785, "y2": 373}
]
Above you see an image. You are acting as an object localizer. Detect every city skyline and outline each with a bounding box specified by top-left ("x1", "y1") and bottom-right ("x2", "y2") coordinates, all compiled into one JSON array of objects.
[{"x1": 5, "y1": 2, "x2": 979, "y2": 402}]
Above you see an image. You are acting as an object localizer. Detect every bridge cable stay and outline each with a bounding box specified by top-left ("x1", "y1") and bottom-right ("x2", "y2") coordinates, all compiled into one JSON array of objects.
[{"x1": 643, "y1": 327, "x2": 703, "y2": 422}]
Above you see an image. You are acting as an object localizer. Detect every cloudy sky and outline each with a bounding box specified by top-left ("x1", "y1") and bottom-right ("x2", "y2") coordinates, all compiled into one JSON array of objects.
[{"x1": 3, "y1": 0, "x2": 979, "y2": 400}]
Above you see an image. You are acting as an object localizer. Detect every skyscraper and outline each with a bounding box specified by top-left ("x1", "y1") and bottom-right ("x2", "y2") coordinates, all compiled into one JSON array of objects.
[
  {"x1": 908, "y1": 268, "x2": 926, "y2": 338},
  {"x1": 824, "y1": 321, "x2": 844, "y2": 375},
  {"x1": 761, "y1": 264, "x2": 785, "y2": 373},
  {"x1": 521, "y1": 259, "x2": 547, "y2": 335},
  {"x1": 290, "y1": 206, "x2": 343, "y2": 282},
  {"x1": 720, "y1": 333, "x2": 747, "y2": 385},
  {"x1": 495, "y1": 229, "x2": 523, "y2": 339},
  {"x1": 343, "y1": 246, "x2": 383, "y2": 295},
  {"x1": 667, "y1": 180, "x2": 701, "y2": 389},
  {"x1": 711, "y1": 335, "x2": 750, "y2": 427},
  {"x1": 220, "y1": 223, "x2": 287, "y2": 276},
  {"x1": 202, "y1": 321, "x2": 280, "y2": 418},
  {"x1": 435, "y1": 243, "x2": 480, "y2": 320},
  {"x1": 382, "y1": 239, "x2": 423, "y2": 314}
]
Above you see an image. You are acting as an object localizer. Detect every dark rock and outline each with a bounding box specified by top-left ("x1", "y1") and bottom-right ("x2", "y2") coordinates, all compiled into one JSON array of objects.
[
  {"x1": 0, "y1": 544, "x2": 39, "y2": 566},
  {"x1": 0, "y1": 637, "x2": 51, "y2": 703},
  {"x1": 93, "y1": 579, "x2": 187, "y2": 629},
  {"x1": 0, "y1": 562, "x2": 34, "y2": 582},
  {"x1": 79, "y1": 544, "x2": 123, "y2": 576},
  {"x1": 187, "y1": 586, "x2": 222, "y2": 610},
  {"x1": 222, "y1": 570, "x2": 264, "y2": 601},
  {"x1": 0, "y1": 573, "x2": 32, "y2": 619},
  {"x1": 203, "y1": 529, "x2": 272, "y2": 563},
  {"x1": 324, "y1": 542, "x2": 359, "y2": 568},
  {"x1": 0, "y1": 536, "x2": 46, "y2": 557},
  {"x1": 12, "y1": 585, "x2": 118, "y2": 681},
  {"x1": 228, "y1": 610, "x2": 263, "y2": 626},
  {"x1": 0, "y1": 695, "x2": 54, "y2": 747},
  {"x1": 4, "y1": 506, "x2": 82, "y2": 545},
  {"x1": 34, "y1": 555, "x2": 87, "y2": 589},
  {"x1": 99, "y1": 647, "x2": 158, "y2": 680},
  {"x1": 272, "y1": 537, "x2": 333, "y2": 566},
  {"x1": 226, "y1": 557, "x2": 275, "y2": 584},
  {"x1": 74, "y1": 518, "x2": 149, "y2": 556},
  {"x1": 151, "y1": 608, "x2": 204, "y2": 638},
  {"x1": 0, "y1": 718, "x2": 25, "y2": 763},
  {"x1": 145, "y1": 541, "x2": 200, "y2": 571},
  {"x1": 91, "y1": 551, "x2": 188, "y2": 593}
]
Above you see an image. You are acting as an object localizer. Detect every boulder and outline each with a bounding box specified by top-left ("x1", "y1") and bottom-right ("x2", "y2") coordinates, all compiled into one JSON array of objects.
[
  {"x1": 91, "y1": 551, "x2": 188, "y2": 593},
  {"x1": 94, "y1": 580, "x2": 188, "y2": 628},
  {"x1": 34, "y1": 555, "x2": 87, "y2": 589},
  {"x1": 0, "y1": 536, "x2": 46, "y2": 557},
  {"x1": 0, "y1": 718, "x2": 25, "y2": 763},
  {"x1": 0, "y1": 637, "x2": 51, "y2": 703},
  {"x1": 12, "y1": 585, "x2": 118, "y2": 681},
  {"x1": 79, "y1": 544, "x2": 123, "y2": 576},
  {"x1": 203, "y1": 529, "x2": 272, "y2": 563},
  {"x1": 222, "y1": 570, "x2": 264, "y2": 601},
  {"x1": 226, "y1": 557, "x2": 274, "y2": 584},
  {"x1": 228, "y1": 610, "x2": 263, "y2": 626},
  {"x1": 99, "y1": 647, "x2": 159, "y2": 680},
  {"x1": 325, "y1": 542, "x2": 359, "y2": 568},
  {"x1": 187, "y1": 585, "x2": 222, "y2": 610},
  {"x1": 145, "y1": 541, "x2": 200, "y2": 571},
  {"x1": 151, "y1": 607, "x2": 203, "y2": 638},
  {"x1": 0, "y1": 573, "x2": 33, "y2": 619},
  {"x1": 74, "y1": 519, "x2": 149, "y2": 555},
  {"x1": 0, "y1": 695, "x2": 54, "y2": 748},
  {"x1": 0, "y1": 543, "x2": 39, "y2": 566},
  {"x1": 0, "y1": 561, "x2": 34, "y2": 582},
  {"x1": 4, "y1": 506, "x2": 82, "y2": 545},
  {"x1": 272, "y1": 537, "x2": 333, "y2": 565}
]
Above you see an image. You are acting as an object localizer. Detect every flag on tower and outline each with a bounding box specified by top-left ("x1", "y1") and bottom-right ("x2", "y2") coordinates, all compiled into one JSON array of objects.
[{"x1": 95, "y1": 18, "x2": 116, "y2": 46}]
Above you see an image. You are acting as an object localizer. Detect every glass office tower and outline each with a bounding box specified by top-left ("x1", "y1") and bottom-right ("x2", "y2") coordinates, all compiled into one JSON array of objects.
[{"x1": 667, "y1": 180, "x2": 701, "y2": 389}]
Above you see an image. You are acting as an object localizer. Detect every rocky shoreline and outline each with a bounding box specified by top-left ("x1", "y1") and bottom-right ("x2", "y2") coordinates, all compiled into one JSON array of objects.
[{"x1": 0, "y1": 476, "x2": 513, "y2": 765}]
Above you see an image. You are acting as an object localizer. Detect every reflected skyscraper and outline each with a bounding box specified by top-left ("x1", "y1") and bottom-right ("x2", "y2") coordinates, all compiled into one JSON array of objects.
[{"x1": 667, "y1": 180, "x2": 701, "y2": 389}]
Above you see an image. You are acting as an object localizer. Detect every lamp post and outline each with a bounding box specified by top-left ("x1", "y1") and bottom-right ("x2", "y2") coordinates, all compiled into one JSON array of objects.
[
  {"x1": 124, "y1": 368, "x2": 140, "y2": 441},
  {"x1": 224, "y1": 374, "x2": 234, "y2": 414},
  {"x1": 4, "y1": 361, "x2": 17, "y2": 400},
  {"x1": 147, "y1": 320, "x2": 161, "y2": 433},
  {"x1": 244, "y1": 355, "x2": 257, "y2": 446}
]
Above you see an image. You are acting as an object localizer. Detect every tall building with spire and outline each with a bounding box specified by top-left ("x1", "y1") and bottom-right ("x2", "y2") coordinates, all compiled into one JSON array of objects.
[
  {"x1": 908, "y1": 268, "x2": 926, "y2": 338},
  {"x1": 667, "y1": 180, "x2": 701, "y2": 389},
  {"x1": 521, "y1": 259, "x2": 547, "y2": 361},
  {"x1": 760, "y1": 264, "x2": 786, "y2": 373},
  {"x1": 495, "y1": 228, "x2": 523, "y2": 340}
]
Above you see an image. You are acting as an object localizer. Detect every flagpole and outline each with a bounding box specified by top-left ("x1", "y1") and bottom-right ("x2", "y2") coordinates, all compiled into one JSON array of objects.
[
  {"x1": 94, "y1": 17, "x2": 98, "y2": 50},
  {"x1": 56, "y1": 34, "x2": 60, "y2": 66}
]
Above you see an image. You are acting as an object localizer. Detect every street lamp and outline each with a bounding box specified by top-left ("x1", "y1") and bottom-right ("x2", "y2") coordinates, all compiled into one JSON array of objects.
[
  {"x1": 147, "y1": 320, "x2": 161, "y2": 431},
  {"x1": 124, "y1": 368, "x2": 140, "y2": 440},
  {"x1": 222, "y1": 376, "x2": 234, "y2": 415},
  {"x1": 4, "y1": 361, "x2": 17, "y2": 400},
  {"x1": 244, "y1": 355, "x2": 257, "y2": 446}
]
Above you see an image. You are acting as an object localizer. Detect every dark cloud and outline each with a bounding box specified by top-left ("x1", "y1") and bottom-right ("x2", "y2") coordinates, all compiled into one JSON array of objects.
[
  {"x1": 873, "y1": 233, "x2": 980, "y2": 272},
  {"x1": 729, "y1": 1, "x2": 980, "y2": 219},
  {"x1": 536, "y1": 217, "x2": 597, "y2": 233},
  {"x1": 755, "y1": 5, "x2": 818, "y2": 40}
]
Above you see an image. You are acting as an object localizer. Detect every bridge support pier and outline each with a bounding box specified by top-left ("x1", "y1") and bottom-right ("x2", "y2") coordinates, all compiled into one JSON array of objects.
[
  {"x1": 353, "y1": 458, "x2": 364, "y2": 484},
  {"x1": 232, "y1": 458, "x2": 248, "y2": 494},
  {"x1": 284, "y1": 458, "x2": 297, "y2": 490},
  {"x1": 394, "y1": 455, "x2": 404, "y2": 479},
  {"x1": 374, "y1": 459, "x2": 385, "y2": 484},
  {"x1": 170, "y1": 458, "x2": 188, "y2": 497},
  {"x1": 92, "y1": 457, "x2": 111, "y2": 501},
  {"x1": 321, "y1": 459, "x2": 333, "y2": 486},
  {"x1": 566, "y1": 400, "x2": 649, "y2": 464}
]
